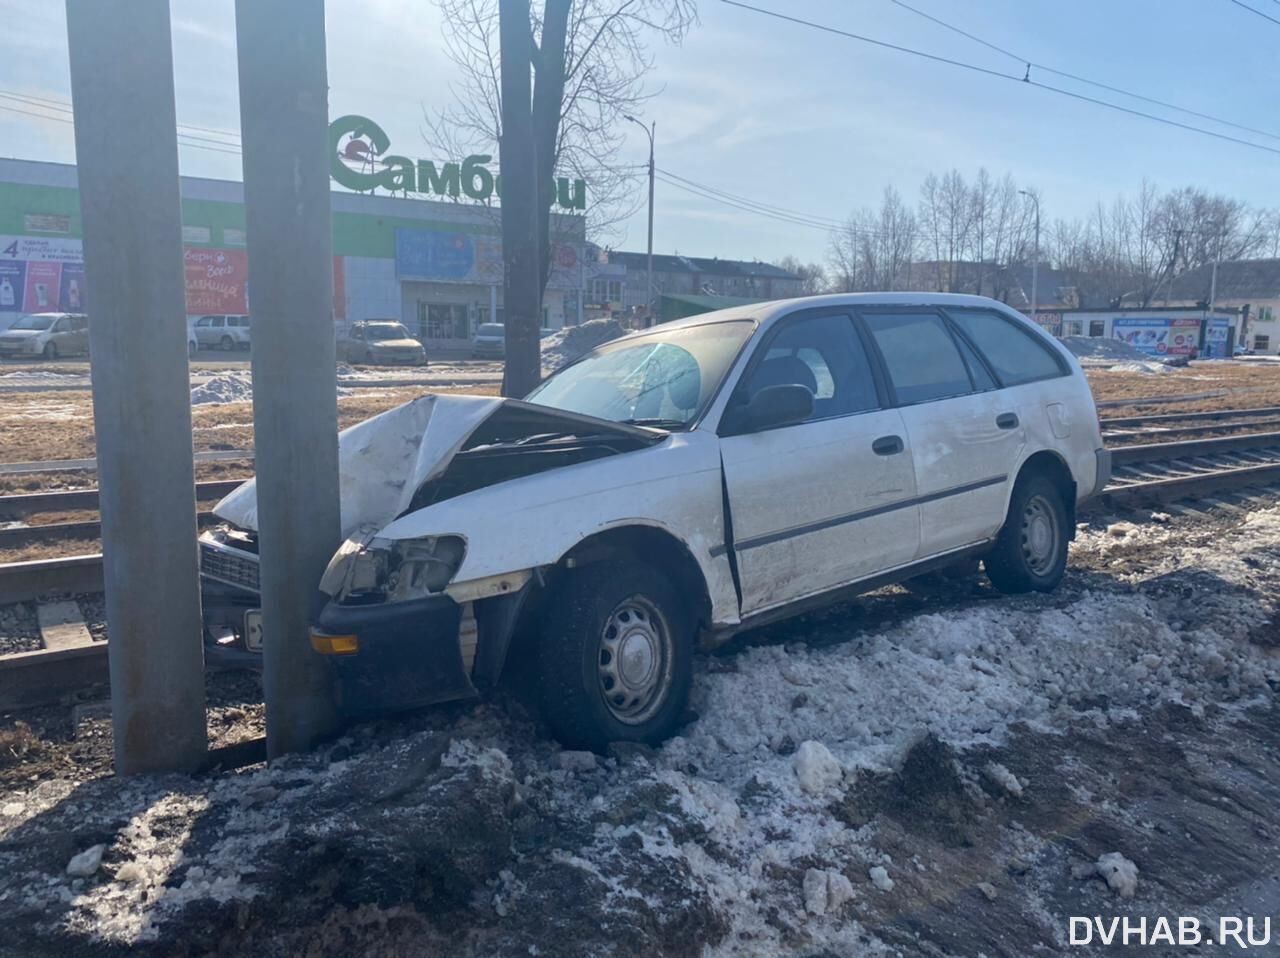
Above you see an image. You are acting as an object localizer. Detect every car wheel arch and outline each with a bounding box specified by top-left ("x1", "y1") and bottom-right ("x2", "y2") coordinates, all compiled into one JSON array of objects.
[
  {"x1": 476, "y1": 523, "x2": 714, "y2": 688},
  {"x1": 1008, "y1": 449, "x2": 1077, "y2": 534}
]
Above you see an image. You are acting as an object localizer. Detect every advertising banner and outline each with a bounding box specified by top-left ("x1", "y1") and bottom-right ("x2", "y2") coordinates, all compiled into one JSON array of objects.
[
  {"x1": 60, "y1": 265, "x2": 86, "y2": 312},
  {"x1": 1112, "y1": 317, "x2": 1201, "y2": 357},
  {"x1": 395, "y1": 228, "x2": 582, "y2": 289},
  {"x1": 1204, "y1": 318, "x2": 1231, "y2": 359},
  {"x1": 0, "y1": 260, "x2": 27, "y2": 313},
  {"x1": 0, "y1": 234, "x2": 84, "y2": 263},
  {"x1": 183, "y1": 247, "x2": 250, "y2": 314},
  {"x1": 24, "y1": 262, "x2": 62, "y2": 312}
]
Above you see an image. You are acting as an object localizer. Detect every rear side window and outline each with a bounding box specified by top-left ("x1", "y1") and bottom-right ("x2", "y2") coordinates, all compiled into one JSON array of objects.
[
  {"x1": 948, "y1": 309, "x2": 1066, "y2": 386},
  {"x1": 862, "y1": 312, "x2": 973, "y2": 405}
]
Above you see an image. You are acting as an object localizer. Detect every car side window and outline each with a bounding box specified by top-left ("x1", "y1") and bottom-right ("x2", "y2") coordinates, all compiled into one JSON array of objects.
[
  {"x1": 745, "y1": 313, "x2": 877, "y2": 420},
  {"x1": 196, "y1": 317, "x2": 209, "y2": 328},
  {"x1": 953, "y1": 332, "x2": 996, "y2": 391},
  {"x1": 862, "y1": 312, "x2": 973, "y2": 405},
  {"x1": 946, "y1": 309, "x2": 1067, "y2": 386},
  {"x1": 52, "y1": 318, "x2": 69, "y2": 332}
]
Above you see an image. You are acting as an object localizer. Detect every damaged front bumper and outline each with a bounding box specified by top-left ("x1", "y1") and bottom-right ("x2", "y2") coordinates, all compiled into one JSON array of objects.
[{"x1": 310, "y1": 594, "x2": 478, "y2": 716}]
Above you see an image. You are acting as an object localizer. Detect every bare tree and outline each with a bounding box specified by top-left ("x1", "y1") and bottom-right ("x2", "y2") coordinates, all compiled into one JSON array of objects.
[
  {"x1": 828, "y1": 186, "x2": 917, "y2": 292},
  {"x1": 775, "y1": 256, "x2": 828, "y2": 295},
  {"x1": 428, "y1": 0, "x2": 697, "y2": 248}
]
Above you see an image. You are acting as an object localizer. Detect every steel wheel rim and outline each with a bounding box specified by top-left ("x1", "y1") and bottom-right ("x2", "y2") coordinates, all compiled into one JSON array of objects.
[
  {"x1": 597, "y1": 596, "x2": 673, "y2": 725},
  {"x1": 1021, "y1": 494, "x2": 1059, "y2": 576}
]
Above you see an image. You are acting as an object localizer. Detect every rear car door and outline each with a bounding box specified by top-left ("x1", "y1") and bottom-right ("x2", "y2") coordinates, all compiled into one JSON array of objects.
[
  {"x1": 72, "y1": 316, "x2": 89, "y2": 355},
  {"x1": 49, "y1": 316, "x2": 74, "y2": 354},
  {"x1": 859, "y1": 309, "x2": 1023, "y2": 559},
  {"x1": 719, "y1": 311, "x2": 919, "y2": 616}
]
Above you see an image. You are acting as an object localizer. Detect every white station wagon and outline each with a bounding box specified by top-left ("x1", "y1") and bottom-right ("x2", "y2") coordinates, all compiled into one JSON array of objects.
[{"x1": 200, "y1": 293, "x2": 1110, "y2": 748}]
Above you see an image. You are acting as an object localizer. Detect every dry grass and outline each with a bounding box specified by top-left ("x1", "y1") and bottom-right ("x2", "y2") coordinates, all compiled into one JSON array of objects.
[
  {"x1": 0, "y1": 536, "x2": 101, "y2": 564},
  {"x1": 1084, "y1": 363, "x2": 1280, "y2": 415},
  {"x1": 0, "y1": 721, "x2": 42, "y2": 768}
]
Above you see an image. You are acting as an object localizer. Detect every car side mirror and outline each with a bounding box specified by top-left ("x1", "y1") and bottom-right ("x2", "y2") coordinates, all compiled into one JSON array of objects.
[{"x1": 729, "y1": 383, "x2": 815, "y2": 434}]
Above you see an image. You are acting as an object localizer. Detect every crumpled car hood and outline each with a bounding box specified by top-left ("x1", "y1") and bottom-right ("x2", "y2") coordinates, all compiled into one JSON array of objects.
[{"x1": 213, "y1": 393, "x2": 662, "y2": 536}]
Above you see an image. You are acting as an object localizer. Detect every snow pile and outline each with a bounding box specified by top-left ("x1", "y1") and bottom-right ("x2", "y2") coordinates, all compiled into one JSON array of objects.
[
  {"x1": 540, "y1": 318, "x2": 628, "y2": 372},
  {"x1": 1108, "y1": 360, "x2": 1174, "y2": 374},
  {"x1": 7, "y1": 505, "x2": 1280, "y2": 954},
  {"x1": 1096, "y1": 852, "x2": 1139, "y2": 899},
  {"x1": 1061, "y1": 336, "x2": 1150, "y2": 362},
  {"x1": 190, "y1": 372, "x2": 253, "y2": 405}
]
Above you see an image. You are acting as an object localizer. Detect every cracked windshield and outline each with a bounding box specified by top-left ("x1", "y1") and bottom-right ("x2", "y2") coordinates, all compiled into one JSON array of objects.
[{"x1": 1, "y1": 1, "x2": 1279, "y2": 956}]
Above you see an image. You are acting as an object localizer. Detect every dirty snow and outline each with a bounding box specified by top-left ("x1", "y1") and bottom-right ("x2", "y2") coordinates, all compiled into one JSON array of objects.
[
  {"x1": 1096, "y1": 851, "x2": 1139, "y2": 898},
  {"x1": 190, "y1": 371, "x2": 354, "y2": 405},
  {"x1": 539, "y1": 317, "x2": 628, "y2": 372},
  {"x1": 1108, "y1": 360, "x2": 1173, "y2": 374},
  {"x1": 5, "y1": 504, "x2": 1280, "y2": 954},
  {"x1": 1061, "y1": 336, "x2": 1151, "y2": 362}
]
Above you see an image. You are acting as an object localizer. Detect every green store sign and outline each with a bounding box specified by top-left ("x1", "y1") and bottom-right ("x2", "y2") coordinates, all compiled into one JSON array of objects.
[{"x1": 328, "y1": 114, "x2": 586, "y2": 211}]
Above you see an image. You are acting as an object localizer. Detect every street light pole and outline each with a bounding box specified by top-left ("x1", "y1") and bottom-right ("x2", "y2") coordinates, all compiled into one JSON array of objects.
[
  {"x1": 1019, "y1": 190, "x2": 1040, "y2": 327},
  {"x1": 625, "y1": 115, "x2": 655, "y2": 326}
]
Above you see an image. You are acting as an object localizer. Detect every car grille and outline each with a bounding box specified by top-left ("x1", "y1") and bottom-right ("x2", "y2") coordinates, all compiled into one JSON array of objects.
[
  {"x1": 200, "y1": 540, "x2": 260, "y2": 592},
  {"x1": 0, "y1": 338, "x2": 25, "y2": 348}
]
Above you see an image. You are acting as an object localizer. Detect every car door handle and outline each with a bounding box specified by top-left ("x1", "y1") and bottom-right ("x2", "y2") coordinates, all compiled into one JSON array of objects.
[
  {"x1": 996, "y1": 412, "x2": 1019, "y2": 430},
  {"x1": 872, "y1": 435, "x2": 904, "y2": 456}
]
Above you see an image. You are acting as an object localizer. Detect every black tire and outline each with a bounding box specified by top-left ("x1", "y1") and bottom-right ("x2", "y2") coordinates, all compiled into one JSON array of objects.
[
  {"x1": 983, "y1": 473, "x2": 1069, "y2": 594},
  {"x1": 42, "y1": 342, "x2": 57, "y2": 360},
  {"x1": 220, "y1": 335, "x2": 234, "y2": 351},
  {"x1": 188, "y1": 340, "x2": 197, "y2": 359},
  {"x1": 537, "y1": 560, "x2": 693, "y2": 750}
]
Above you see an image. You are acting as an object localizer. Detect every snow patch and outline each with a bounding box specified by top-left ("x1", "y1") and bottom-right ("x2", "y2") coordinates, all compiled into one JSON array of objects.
[
  {"x1": 1096, "y1": 852, "x2": 1139, "y2": 898},
  {"x1": 793, "y1": 740, "x2": 843, "y2": 794},
  {"x1": 540, "y1": 318, "x2": 628, "y2": 372},
  {"x1": 868, "y1": 865, "x2": 894, "y2": 892}
]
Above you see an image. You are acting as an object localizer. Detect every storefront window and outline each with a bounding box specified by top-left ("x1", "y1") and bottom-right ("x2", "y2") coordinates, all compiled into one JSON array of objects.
[{"x1": 416, "y1": 302, "x2": 470, "y2": 340}]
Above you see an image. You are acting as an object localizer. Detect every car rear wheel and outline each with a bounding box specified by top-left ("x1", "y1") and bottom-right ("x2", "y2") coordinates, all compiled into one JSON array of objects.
[
  {"x1": 220, "y1": 335, "x2": 234, "y2": 351},
  {"x1": 537, "y1": 559, "x2": 693, "y2": 750},
  {"x1": 42, "y1": 342, "x2": 57, "y2": 360},
  {"x1": 983, "y1": 474, "x2": 1068, "y2": 594}
]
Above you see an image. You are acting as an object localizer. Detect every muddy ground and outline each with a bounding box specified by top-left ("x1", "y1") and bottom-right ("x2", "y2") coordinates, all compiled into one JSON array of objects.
[
  {"x1": 2, "y1": 498, "x2": 1280, "y2": 956},
  {"x1": 2, "y1": 360, "x2": 1279, "y2": 467}
]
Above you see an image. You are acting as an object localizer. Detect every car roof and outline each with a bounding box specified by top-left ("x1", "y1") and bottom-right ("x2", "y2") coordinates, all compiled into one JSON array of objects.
[{"x1": 656, "y1": 291, "x2": 1029, "y2": 333}]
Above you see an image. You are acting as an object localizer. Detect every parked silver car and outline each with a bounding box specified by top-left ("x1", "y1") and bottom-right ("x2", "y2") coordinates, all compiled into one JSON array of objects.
[
  {"x1": 338, "y1": 320, "x2": 427, "y2": 366},
  {"x1": 192, "y1": 314, "x2": 251, "y2": 352},
  {"x1": 0, "y1": 313, "x2": 90, "y2": 359},
  {"x1": 471, "y1": 322, "x2": 505, "y2": 358}
]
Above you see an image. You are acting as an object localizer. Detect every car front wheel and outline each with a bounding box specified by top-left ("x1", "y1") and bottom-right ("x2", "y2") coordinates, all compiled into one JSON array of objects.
[
  {"x1": 42, "y1": 342, "x2": 57, "y2": 360},
  {"x1": 537, "y1": 560, "x2": 693, "y2": 750},
  {"x1": 983, "y1": 473, "x2": 1069, "y2": 594}
]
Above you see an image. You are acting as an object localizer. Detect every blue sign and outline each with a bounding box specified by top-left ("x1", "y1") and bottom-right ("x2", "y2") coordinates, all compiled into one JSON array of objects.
[{"x1": 395, "y1": 229, "x2": 478, "y2": 281}]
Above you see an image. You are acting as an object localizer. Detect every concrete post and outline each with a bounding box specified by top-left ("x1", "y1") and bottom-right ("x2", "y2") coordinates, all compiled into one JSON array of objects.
[
  {"x1": 65, "y1": 0, "x2": 208, "y2": 773},
  {"x1": 235, "y1": 0, "x2": 342, "y2": 757}
]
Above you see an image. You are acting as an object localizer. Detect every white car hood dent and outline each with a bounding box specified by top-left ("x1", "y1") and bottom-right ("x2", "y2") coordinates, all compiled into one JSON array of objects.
[
  {"x1": 212, "y1": 394, "x2": 664, "y2": 537},
  {"x1": 214, "y1": 394, "x2": 502, "y2": 536}
]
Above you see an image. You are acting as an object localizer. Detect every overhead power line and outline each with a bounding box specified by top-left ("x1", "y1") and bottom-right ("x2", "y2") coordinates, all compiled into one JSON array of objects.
[
  {"x1": 886, "y1": 0, "x2": 1280, "y2": 142},
  {"x1": 1227, "y1": 0, "x2": 1280, "y2": 26},
  {"x1": 0, "y1": 89, "x2": 244, "y2": 151},
  {"x1": 719, "y1": 0, "x2": 1280, "y2": 157}
]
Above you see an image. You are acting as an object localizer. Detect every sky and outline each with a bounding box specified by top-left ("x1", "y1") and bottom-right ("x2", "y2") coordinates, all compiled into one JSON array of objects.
[{"x1": 0, "y1": 0, "x2": 1275, "y2": 267}]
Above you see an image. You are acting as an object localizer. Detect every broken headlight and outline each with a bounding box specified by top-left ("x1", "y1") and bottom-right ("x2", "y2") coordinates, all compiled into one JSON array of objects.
[{"x1": 322, "y1": 533, "x2": 467, "y2": 605}]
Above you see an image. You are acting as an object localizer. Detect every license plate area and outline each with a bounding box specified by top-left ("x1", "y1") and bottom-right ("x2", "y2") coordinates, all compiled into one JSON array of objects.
[{"x1": 243, "y1": 609, "x2": 263, "y2": 652}]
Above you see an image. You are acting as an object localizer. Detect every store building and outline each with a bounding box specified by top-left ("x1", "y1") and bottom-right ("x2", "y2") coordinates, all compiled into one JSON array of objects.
[
  {"x1": 0, "y1": 155, "x2": 590, "y2": 353},
  {"x1": 1157, "y1": 258, "x2": 1280, "y2": 354},
  {"x1": 1024, "y1": 306, "x2": 1243, "y2": 359}
]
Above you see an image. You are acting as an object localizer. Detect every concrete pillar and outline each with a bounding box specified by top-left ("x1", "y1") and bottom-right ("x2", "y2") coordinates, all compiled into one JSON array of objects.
[
  {"x1": 235, "y1": 0, "x2": 342, "y2": 757},
  {"x1": 65, "y1": 0, "x2": 208, "y2": 773}
]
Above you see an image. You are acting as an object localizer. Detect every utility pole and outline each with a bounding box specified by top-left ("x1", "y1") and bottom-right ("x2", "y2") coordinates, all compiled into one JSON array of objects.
[
  {"x1": 1019, "y1": 190, "x2": 1040, "y2": 327},
  {"x1": 65, "y1": 0, "x2": 207, "y2": 773},
  {"x1": 235, "y1": 0, "x2": 342, "y2": 757},
  {"x1": 499, "y1": 0, "x2": 542, "y2": 397},
  {"x1": 625, "y1": 116, "x2": 656, "y2": 327}
]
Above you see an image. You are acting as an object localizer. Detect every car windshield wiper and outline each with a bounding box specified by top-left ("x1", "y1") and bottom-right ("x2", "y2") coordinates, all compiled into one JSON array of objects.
[{"x1": 618, "y1": 417, "x2": 687, "y2": 429}]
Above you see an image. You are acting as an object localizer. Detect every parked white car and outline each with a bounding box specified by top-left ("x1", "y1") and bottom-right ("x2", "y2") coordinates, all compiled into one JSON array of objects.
[
  {"x1": 191, "y1": 314, "x2": 251, "y2": 352},
  {"x1": 199, "y1": 293, "x2": 1110, "y2": 748}
]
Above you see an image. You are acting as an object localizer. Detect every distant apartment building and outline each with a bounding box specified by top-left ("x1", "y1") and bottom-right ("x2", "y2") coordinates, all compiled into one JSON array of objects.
[{"x1": 597, "y1": 251, "x2": 805, "y2": 321}]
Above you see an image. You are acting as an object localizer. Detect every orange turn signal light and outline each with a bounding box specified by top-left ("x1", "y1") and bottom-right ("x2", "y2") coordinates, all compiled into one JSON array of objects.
[{"x1": 310, "y1": 631, "x2": 359, "y2": 655}]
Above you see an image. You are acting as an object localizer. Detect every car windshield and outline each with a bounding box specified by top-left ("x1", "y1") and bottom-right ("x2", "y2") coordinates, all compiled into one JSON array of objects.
[
  {"x1": 526, "y1": 319, "x2": 754, "y2": 428},
  {"x1": 365, "y1": 324, "x2": 410, "y2": 341},
  {"x1": 11, "y1": 315, "x2": 55, "y2": 331},
  {"x1": 477, "y1": 323, "x2": 504, "y2": 336}
]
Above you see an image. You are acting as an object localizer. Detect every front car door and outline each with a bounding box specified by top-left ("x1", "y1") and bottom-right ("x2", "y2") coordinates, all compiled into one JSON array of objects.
[
  {"x1": 194, "y1": 316, "x2": 214, "y2": 346},
  {"x1": 858, "y1": 308, "x2": 1023, "y2": 559},
  {"x1": 718, "y1": 310, "x2": 920, "y2": 617}
]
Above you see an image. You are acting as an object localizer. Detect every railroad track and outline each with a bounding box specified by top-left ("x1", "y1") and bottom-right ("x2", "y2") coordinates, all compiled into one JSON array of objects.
[
  {"x1": 1101, "y1": 405, "x2": 1280, "y2": 442},
  {"x1": 6, "y1": 431, "x2": 1280, "y2": 710}
]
